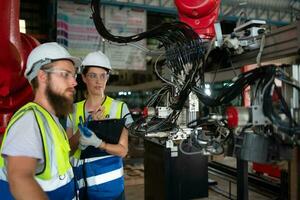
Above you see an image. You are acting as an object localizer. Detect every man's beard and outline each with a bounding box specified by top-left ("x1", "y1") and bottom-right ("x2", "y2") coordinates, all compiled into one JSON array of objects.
[{"x1": 46, "y1": 84, "x2": 73, "y2": 118}]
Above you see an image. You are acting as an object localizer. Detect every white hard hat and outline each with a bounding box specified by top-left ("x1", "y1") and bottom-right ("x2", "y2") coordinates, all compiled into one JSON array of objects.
[
  {"x1": 25, "y1": 42, "x2": 81, "y2": 82},
  {"x1": 81, "y1": 51, "x2": 112, "y2": 71}
]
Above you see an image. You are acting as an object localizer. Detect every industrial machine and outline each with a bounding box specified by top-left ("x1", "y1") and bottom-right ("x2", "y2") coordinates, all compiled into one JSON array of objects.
[
  {"x1": 1, "y1": 0, "x2": 299, "y2": 199},
  {"x1": 90, "y1": 0, "x2": 300, "y2": 199},
  {"x1": 90, "y1": 0, "x2": 299, "y2": 160}
]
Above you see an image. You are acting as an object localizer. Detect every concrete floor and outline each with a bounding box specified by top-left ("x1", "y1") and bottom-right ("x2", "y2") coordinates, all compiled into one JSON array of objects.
[
  {"x1": 124, "y1": 143, "x2": 280, "y2": 200},
  {"x1": 124, "y1": 156, "x2": 275, "y2": 200},
  {"x1": 125, "y1": 173, "x2": 273, "y2": 200}
]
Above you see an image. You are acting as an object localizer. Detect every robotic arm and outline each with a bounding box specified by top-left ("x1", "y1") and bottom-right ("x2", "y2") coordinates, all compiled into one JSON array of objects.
[
  {"x1": 175, "y1": 0, "x2": 221, "y2": 39},
  {"x1": 0, "y1": 0, "x2": 39, "y2": 136}
]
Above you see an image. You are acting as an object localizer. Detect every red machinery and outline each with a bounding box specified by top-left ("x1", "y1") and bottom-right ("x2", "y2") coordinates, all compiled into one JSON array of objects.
[
  {"x1": 175, "y1": 0, "x2": 221, "y2": 39},
  {"x1": 0, "y1": 0, "x2": 221, "y2": 138},
  {"x1": 0, "y1": 0, "x2": 39, "y2": 137}
]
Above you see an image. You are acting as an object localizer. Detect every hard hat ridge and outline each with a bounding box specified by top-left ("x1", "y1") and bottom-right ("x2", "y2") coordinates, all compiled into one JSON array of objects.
[
  {"x1": 25, "y1": 42, "x2": 81, "y2": 82},
  {"x1": 81, "y1": 50, "x2": 112, "y2": 71}
]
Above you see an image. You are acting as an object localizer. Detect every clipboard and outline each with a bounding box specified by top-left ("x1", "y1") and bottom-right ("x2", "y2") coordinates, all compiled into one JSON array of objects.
[
  {"x1": 87, "y1": 118, "x2": 125, "y2": 144},
  {"x1": 80, "y1": 118, "x2": 125, "y2": 159}
]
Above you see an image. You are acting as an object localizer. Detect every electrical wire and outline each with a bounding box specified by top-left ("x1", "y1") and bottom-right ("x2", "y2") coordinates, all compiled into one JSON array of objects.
[
  {"x1": 90, "y1": 0, "x2": 300, "y2": 145},
  {"x1": 103, "y1": 39, "x2": 165, "y2": 56},
  {"x1": 256, "y1": 33, "x2": 266, "y2": 67}
]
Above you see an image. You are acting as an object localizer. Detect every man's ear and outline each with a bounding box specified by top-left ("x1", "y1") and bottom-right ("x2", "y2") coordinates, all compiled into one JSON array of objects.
[{"x1": 37, "y1": 70, "x2": 48, "y2": 84}]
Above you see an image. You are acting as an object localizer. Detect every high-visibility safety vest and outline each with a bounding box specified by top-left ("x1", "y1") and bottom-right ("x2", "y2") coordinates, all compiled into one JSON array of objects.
[
  {"x1": 70, "y1": 96, "x2": 125, "y2": 200},
  {"x1": 0, "y1": 102, "x2": 75, "y2": 200}
]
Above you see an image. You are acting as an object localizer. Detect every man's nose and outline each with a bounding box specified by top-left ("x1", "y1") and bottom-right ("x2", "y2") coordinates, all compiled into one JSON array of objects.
[{"x1": 70, "y1": 76, "x2": 77, "y2": 87}]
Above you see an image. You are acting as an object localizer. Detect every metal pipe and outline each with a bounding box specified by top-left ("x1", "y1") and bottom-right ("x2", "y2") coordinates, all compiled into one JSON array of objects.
[{"x1": 223, "y1": 0, "x2": 291, "y2": 10}]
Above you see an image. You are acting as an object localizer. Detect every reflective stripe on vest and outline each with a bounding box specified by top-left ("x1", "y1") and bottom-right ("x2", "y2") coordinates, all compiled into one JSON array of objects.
[
  {"x1": 70, "y1": 96, "x2": 123, "y2": 159},
  {"x1": 78, "y1": 167, "x2": 123, "y2": 189},
  {"x1": 73, "y1": 155, "x2": 114, "y2": 166},
  {"x1": 0, "y1": 102, "x2": 73, "y2": 192}
]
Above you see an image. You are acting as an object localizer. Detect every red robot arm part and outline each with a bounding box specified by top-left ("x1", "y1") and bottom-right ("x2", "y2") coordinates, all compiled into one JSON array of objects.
[
  {"x1": 0, "y1": 0, "x2": 39, "y2": 136},
  {"x1": 175, "y1": 0, "x2": 221, "y2": 39}
]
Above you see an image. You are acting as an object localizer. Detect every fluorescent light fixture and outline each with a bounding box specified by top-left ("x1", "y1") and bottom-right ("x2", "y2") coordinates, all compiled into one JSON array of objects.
[
  {"x1": 204, "y1": 84, "x2": 211, "y2": 96},
  {"x1": 19, "y1": 19, "x2": 26, "y2": 33}
]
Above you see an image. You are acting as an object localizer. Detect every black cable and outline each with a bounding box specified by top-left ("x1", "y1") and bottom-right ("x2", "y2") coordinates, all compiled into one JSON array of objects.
[
  {"x1": 91, "y1": 0, "x2": 199, "y2": 44},
  {"x1": 91, "y1": 0, "x2": 300, "y2": 141},
  {"x1": 262, "y1": 66, "x2": 300, "y2": 136}
]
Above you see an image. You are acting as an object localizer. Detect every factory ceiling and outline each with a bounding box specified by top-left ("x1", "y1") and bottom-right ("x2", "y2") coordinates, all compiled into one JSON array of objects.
[
  {"x1": 18, "y1": 0, "x2": 300, "y2": 86},
  {"x1": 20, "y1": 0, "x2": 300, "y2": 42}
]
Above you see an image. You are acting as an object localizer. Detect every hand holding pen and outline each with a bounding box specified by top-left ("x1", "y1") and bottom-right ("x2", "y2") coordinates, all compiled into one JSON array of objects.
[
  {"x1": 88, "y1": 88, "x2": 105, "y2": 120},
  {"x1": 89, "y1": 105, "x2": 105, "y2": 120}
]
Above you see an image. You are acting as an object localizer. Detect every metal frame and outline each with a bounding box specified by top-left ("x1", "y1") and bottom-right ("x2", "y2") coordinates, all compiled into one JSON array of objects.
[
  {"x1": 220, "y1": 0, "x2": 298, "y2": 26},
  {"x1": 76, "y1": 0, "x2": 299, "y2": 25},
  {"x1": 230, "y1": 20, "x2": 300, "y2": 68},
  {"x1": 100, "y1": 0, "x2": 176, "y2": 15}
]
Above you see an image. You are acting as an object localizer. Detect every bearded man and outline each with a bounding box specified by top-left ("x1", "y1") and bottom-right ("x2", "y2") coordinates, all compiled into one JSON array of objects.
[{"x1": 0, "y1": 42, "x2": 80, "y2": 200}]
